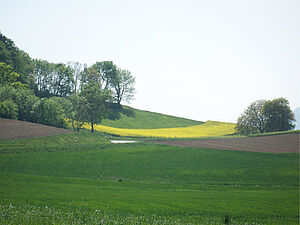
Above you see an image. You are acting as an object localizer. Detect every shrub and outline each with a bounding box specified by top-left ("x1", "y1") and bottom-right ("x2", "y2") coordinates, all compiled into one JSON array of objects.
[{"x1": 0, "y1": 99, "x2": 18, "y2": 119}]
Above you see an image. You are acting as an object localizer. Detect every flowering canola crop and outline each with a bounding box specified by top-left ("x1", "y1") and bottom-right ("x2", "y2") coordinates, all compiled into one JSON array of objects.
[{"x1": 83, "y1": 121, "x2": 236, "y2": 138}]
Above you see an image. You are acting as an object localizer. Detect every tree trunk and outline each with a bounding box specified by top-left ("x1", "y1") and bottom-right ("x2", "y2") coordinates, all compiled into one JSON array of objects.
[{"x1": 91, "y1": 115, "x2": 94, "y2": 133}]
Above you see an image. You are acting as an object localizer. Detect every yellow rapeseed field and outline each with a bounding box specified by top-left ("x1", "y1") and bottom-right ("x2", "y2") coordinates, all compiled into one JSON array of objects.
[{"x1": 83, "y1": 121, "x2": 236, "y2": 138}]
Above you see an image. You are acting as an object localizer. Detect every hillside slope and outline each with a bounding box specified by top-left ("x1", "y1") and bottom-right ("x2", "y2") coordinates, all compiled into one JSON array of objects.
[{"x1": 101, "y1": 106, "x2": 203, "y2": 129}]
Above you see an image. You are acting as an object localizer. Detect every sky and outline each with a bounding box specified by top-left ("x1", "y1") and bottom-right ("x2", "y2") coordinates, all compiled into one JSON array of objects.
[{"x1": 0, "y1": 0, "x2": 299, "y2": 122}]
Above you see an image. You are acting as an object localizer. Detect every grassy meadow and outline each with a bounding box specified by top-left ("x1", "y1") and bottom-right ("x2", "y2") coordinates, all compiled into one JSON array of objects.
[
  {"x1": 101, "y1": 106, "x2": 203, "y2": 129},
  {"x1": 0, "y1": 132, "x2": 299, "y2": 224}
]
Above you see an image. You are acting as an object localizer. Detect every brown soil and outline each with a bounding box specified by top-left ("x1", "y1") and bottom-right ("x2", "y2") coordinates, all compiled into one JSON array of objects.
[
  {"x1": 153, "y1": 133, "x2": 299, "y2": 153},
  {"x1": 0, "y1": 118, "x2": 73, "y2": 140}
]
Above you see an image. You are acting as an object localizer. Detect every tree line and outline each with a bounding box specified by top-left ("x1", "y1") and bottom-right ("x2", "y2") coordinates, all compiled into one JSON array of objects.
[{"x1": 0, "y1": 32, "x2": 135, "y2": 132}]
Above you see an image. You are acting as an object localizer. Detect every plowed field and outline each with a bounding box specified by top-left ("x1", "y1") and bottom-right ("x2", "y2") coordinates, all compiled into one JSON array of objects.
[
  {"x1": 0, "y1": 118, "x2": 73, "y2": 140},
  {"x1": 154, "y1": 133, "x2": 299, "y2": 153}
]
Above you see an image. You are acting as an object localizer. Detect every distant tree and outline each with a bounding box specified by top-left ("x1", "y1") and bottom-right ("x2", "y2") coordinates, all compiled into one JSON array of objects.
[
  {"x1": 78, "y1": 61, "x2": 136, "y2": 105},
  {"x1": 91, "y1": 61, "x2": 118, "y2": 89},
  {"x1": 31, "y1": 59, "x2": 53, "y2": 97},
  {"x1": 112, "y1": 69, "x2": 135, "y2": 104},
  {"x1": 52, "y1": 63, "x2": 74, "y2": 97},
  {"x1": 67, "y1": 61, "x2": 85, "y2": 93},
  {"x1": 14, "y1": 88, "x2": 39, "y2": 122},
  {"x1": 236, "y1": 100, "x2": 267, "y2": 135},
  {"x1": 0, "y1": 85, "x2": 38, "y2": 122},
  {"x1": 0, "y1": 99, "x2": 18, "y2": 119},
  {"x1": 32, "y1": 61, "x2": 74, "y2": 97},
  {"x1": 80, "y1": 66, "x2": 102, "y2": 87},
  {"x1": 68, "y1": 93, "x2": 87, "y2": 131},
  {"x1": 0, "y1": 32, "x2": 33, "y2": 85},
  {"x1": 263, "y1": 98, "x2": 295, "y2": 132},
  {"x1": 0, "y1": 85, "x2": 17, "y2": 102},
  {"x1": 35, "y1": 97, "x2": 66, "y2": 128},
  {"x1": 80, "y1": 81, "x2": 112, "y2": 132},
  {"x1": 0, "y1": 62, "x2": 27, "y2": 88}
]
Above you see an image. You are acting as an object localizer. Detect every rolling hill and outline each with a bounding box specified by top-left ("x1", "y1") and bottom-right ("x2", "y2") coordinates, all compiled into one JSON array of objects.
[
  {"x1": 91, "y1": 106, "x2": 236, "y2": 138},
  {"x1": 101, "y1": 106, "x2": 203, "y2": 129}
]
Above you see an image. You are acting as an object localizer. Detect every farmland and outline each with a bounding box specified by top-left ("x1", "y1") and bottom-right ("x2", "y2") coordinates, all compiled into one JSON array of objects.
[
  {"x1": 0, "y1": 131, "x2": 299, "y2": 224},
  {"x1": 84, "y1": 120, "x2": 236, "y2": 138}
]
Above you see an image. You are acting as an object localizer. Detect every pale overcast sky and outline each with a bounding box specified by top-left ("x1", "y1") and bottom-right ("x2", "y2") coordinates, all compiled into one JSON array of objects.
[{"x1": 0, "y1": 0, "x2": 299, "y2": 122}]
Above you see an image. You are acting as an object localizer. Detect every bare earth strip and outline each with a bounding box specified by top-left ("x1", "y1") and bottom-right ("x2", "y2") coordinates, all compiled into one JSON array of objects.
[
  {"x1": 0, "y1": 118, "x2": 73, "y2": 140},
  {"x1": 153, "y1": 133, "x2": 299, "y2": 153}
]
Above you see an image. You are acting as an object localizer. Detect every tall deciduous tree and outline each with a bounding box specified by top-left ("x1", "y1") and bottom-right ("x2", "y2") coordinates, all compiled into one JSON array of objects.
[
  {"x1": 112, "y1": 69, "x2": 135, "y2": 104},
  {"x1": 32, "y1": 59, "x2": 53, "y2": 97},
  {"x1": 80, "y1": 81, "x2": 112, "y2": 132},
  {"x1": 236, "y1": 100, "x2": 266, "y2": 135},
  {"x1": 263, "y1": 98, "x2": 295, "y2": 132},
  {"x1": 67, "y1": 61, "x2": 85, "y2": 93},
  {"x1": 91, "y1": 61, "x2": 118, "y2": 90},
  {"x1": 88, "y1": 61, "x2": 136, "y2": 105},
  {"x1": 236, "y1": 98, "x2": 295, "y2": 135},
  {"x1": 52, "y1": 63, "x2": 74, "y2": 97},
  {"x1": 32, "y1": 61, "x2": 74, "y2": 97}
]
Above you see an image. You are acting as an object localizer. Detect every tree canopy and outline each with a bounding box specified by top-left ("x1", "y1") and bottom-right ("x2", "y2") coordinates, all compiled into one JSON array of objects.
[
  {"x1": 0, "y1": 32, "x2": 33, "y2": 85},
  {"x1": 236, "y1": 100, "x2": 266, "y2": 135},
  {"x1": 80, "y1": 81, "x2": 113, "y2": 132},
  {"x1": 236, "y1": 98, "x2": 295, "y2": 135},
  {"x1": 263, "y1": 98, "x2": 295, "y2": 132}
]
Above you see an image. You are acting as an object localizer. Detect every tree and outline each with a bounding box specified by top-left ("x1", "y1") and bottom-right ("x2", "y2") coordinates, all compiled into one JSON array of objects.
[
  {"x1": 236, "y1": 98, "x2": 296, "y2": 135},
  {"x1": 0, "y1": 85, "x2": 38, "y2": 122},
  {"x1": 0, "y1": 62, "x2": 27, "y2": 88},
  {"x1": 263, "y1": 98, "x2": 295, "y2": 132},
  {"x1": 35, "y1": 97, "x2": 67, "y2": 128},
  {"x1": 14, "y1": 88, "x2": 39, "y2": 122},
  {"x1": 236, "y1": 100, "x2": 267, "y2": 135},
  {"x1": 67, "y1": 61, "x2": 85, "y2": 93},
  {"x1": 32, "y1": 61, "x2": 75, "y2": 98},
  {"x1": 112, "y1": 69, "x2": 135, "y2": 104},
  {"x1": 91, "y1": 61, "x2": 118, "y2": 90},
  {"x1": 31, "y1": 59, "x2": 53, "y2": 97},
  {"x1": 80, "y1": 66, "x2": 102, "y2": 87},
  {"x1": 80, "y1": 81, "x2": 112, "y2": 132},
  {"x1": 68, "y1": 93, "x2": 87, "y2": 131},
  {"x1": 0, "y1": 32, "x2": 33, "y2": 85},
  {"x1": 52, "y1": 63, "x2": 74, "y2": 97},
  {"x1": 0, "y1": 99, "x2": 18, "y2": 119}
]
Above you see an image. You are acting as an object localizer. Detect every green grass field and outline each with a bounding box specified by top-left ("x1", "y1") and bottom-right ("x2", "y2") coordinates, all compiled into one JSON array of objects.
[
  {"x1": 0, "y1": 132, "x2": 299, "y2": 224},
  {"x1": 101, "y1": 106, "x2": 203, "y2": 129}
]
